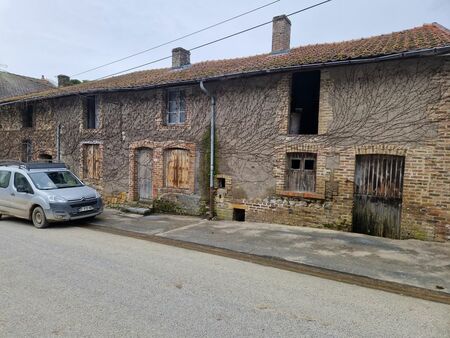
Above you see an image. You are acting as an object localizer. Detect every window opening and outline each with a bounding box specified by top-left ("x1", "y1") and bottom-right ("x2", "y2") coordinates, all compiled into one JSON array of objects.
[{"x1": 289, "y1": 71, "x2": 320, "y2": 134}]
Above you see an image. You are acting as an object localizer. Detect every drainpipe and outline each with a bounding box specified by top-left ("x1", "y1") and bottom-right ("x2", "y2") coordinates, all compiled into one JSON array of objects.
[
  {"x1": 56, "y1": 123, "x2": 61, "y2": 162},
  {"x1": 200, "y1": 81, "x2": 216, "y2": 219}
]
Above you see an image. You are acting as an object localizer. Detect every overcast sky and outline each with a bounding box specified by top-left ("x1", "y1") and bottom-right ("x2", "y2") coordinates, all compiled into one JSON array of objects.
[{"x1": 0, "y1": 0, "x2": 449, "y2": 83}]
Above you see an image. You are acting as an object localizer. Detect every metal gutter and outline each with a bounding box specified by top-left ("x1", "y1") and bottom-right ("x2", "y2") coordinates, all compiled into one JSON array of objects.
[
  {"x1": 1, "y1": 46, "x2": 449, "y2": 107},
  {"x1": 199, "y1": 81, "x2": 216, "y2": 219}
]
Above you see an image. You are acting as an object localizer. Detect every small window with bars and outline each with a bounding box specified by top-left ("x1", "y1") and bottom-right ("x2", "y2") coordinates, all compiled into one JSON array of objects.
[
  {"x1": 166, "y1": 89, "x2": 186, "y2": 125},
  {"x1": 285, "y1": 153, "x2": 317, "y2": 192}
]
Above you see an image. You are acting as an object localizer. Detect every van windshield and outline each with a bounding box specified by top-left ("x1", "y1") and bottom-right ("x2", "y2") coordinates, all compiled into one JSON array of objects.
[{"x1": 28, "y1": 171, "x2": 83, "y2": 190}]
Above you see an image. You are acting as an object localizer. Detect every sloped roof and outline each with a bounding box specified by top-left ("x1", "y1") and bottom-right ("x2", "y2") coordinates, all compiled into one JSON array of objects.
[
  {"x1": 1, "y1": 23, "x2": 449, "y2": 105},
  {"x1": 0, "y1": 71, "x2": 54, "y2": 100}
]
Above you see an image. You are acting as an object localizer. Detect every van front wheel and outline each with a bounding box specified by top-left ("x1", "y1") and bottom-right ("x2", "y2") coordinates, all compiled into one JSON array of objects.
[{"x1": 32, "y1": 207, "x2": 49, "y2": 229}]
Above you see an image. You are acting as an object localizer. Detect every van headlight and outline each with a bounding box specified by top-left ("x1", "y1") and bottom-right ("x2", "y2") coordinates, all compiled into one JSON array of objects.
[
  {"x1": 94, "y1": 191, "x2": 101, "y2": 199},
  {"x1": 48, "y1": 195, "x2": 67, "y2": 203}
]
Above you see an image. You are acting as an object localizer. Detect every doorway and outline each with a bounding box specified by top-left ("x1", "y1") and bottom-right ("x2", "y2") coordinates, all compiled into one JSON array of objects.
[
  {"x1": 352, "y1": 154, "x2": 405, "y2": 239},
  {"x1": 137, "y1": 148, "x2": 153, "y2": 200}
]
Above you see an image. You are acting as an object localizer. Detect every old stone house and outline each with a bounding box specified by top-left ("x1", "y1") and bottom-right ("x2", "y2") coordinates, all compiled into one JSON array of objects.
[{"x1": 0, "y1": 16, "x2": 449, "y2": 241}]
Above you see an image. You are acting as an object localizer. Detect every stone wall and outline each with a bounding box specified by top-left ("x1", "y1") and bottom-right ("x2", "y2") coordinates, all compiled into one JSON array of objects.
[
  {"x1": 214, "y1": 57, "x2": 449, "y2": 242},
  {"x1": 0, "y1": 56, "x2": 448, "y2": 241}
]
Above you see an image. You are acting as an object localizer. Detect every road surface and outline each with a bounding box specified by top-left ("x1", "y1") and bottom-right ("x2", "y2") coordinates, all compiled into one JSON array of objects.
[{"x1": 1, "y1": 218, "x2": 449, "y2": 337}]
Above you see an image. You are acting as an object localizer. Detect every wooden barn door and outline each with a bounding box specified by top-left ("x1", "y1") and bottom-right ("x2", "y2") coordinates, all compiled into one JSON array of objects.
[
  {"x1": 137, "y1": 148, "x2": 153, "y2": 200},
  {"x1": 352, "y1": 155, "x2": 405, "y2": 239}
]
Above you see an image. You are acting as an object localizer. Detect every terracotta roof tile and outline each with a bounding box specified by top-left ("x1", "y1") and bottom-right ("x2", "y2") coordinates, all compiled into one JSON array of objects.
[{"x1": 1, "y1": 23, "x2": 449, "y2": 104}]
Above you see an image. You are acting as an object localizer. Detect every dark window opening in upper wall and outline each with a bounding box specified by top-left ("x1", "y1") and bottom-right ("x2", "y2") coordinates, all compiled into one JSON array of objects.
[
  {"x1": 22, "y1": 105, "x2": 33, "y2": 128},
  {"x1": 289, "y1": 71, "x2": 320, "y2": 135},
  {"x1": 86, "y1": 96, "x2": 98, "y2": 129}
]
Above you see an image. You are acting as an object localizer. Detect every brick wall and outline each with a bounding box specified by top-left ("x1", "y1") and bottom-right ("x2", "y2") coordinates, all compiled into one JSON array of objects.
[{"x1": 214, "y1": 57, "x2": 449, "y2": 242}]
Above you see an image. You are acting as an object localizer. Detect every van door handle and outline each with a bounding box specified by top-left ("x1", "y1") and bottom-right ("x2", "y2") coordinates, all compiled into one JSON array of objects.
[{"x1": 10, "y1": 193, "x2": 15, "y2": 196}]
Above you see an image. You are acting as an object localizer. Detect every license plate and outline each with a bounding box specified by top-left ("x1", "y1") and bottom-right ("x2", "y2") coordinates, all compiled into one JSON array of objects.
[{"x1": 79, "y1": 206, "x2": 95, "y2": 212}]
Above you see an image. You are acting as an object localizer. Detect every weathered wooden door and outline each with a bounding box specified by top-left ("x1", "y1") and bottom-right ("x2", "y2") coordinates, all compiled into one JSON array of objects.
[
  {"x1": 352, "y1": 155, "x2": 405, "y2": 239},
  {"x1": 137, "y1": 148, "x2": 153, "y2": 200},
  {"x1": 165, "y1": 149, "x2": 189, "y2": 189}
]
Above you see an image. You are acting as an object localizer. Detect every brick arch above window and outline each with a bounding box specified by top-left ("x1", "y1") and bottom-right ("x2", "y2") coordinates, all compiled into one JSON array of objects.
[{"x1": 354, "y1": 144, "x2": 408, "y2": 156}]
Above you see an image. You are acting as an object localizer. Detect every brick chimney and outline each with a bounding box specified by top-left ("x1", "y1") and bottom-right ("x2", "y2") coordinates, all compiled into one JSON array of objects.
[
  {"x1": 172, "y1": 47, "x2": 190, "y2": 68},
  {"x1": 272, "y1": 15, "x2": 291, "y2": 53},
  {"x1": 57, "y1": 74, "x2": 70, "y2": 87}
]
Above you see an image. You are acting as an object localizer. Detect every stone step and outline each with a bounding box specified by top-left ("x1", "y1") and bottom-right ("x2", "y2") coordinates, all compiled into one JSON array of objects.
[{"x1": 120, "y1": 206, "x2": 153, "y2": 216}]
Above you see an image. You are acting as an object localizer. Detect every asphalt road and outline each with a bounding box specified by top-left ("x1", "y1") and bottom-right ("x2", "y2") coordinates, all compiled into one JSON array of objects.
[{"x1": 1, "y1": 218, "x2": 449, "y2": 337}]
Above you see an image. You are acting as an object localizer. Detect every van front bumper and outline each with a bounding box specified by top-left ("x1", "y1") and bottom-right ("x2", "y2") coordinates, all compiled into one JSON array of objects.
[{"x1": 45, "y1": 198, "x2": 103, "y2": 222}]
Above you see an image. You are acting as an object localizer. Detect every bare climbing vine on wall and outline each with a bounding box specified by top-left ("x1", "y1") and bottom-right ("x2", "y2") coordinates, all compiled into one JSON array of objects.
[{"x1": 0, "y1": 58, "x2": 447, "y2": 199}]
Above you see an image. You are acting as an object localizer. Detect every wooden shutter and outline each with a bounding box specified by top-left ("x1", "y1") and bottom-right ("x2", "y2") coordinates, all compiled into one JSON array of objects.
[
  {"x1": 84, "y1": 144, "x2": 100, "y2": 180},
  {"x1": 92, "y1": 145, "x2": 100, "y2": 180},
  {"x1": 165, "y1": 149, "x2": 189, "y2": 189},
  {"x1": 178, "y1": 150, "x2": 189, "y2": 189},
  {"x1": 286, "y1": 153, "x2": 316, "y2": 192}
]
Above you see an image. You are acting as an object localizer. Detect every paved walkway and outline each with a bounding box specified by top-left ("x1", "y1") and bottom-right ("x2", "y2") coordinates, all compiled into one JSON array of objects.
[{"x1": 90, "y1": 209, "x2": 450, "y2": 294}]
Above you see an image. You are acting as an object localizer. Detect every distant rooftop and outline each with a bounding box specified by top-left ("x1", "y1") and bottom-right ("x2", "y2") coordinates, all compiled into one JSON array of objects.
[{"x1": 0, "y1": 71, "x2": 54, "y2": 100}]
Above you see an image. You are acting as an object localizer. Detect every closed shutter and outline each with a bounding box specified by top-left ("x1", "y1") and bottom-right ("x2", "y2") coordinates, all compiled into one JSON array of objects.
[
  {"x1": 165, "y1": 149, "x2": 189, "y2": 189},
  {"x1": 285, "y1": 153, "x2": 316, "y2": 192},
  {"x1": 83, "y1": 145, "x2": 92, "y2": 178},
  {"x1": 84, "y1": 144, "x2": 100, "y2": 180},
  {"x1": 92, "y1": 145, "x2": 100, "y2": 180}
]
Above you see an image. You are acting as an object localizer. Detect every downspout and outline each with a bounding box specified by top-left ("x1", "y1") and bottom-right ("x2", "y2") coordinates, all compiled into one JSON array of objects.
[
  {"x1": 56, "y1": 123, "x2": 61, "y2": 162},
  {"x1": 200, "y1": 81, "x2": 216, "y2": 219}
]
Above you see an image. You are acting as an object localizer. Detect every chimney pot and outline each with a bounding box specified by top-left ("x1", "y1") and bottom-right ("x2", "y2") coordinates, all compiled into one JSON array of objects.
[
  {"x1": 172, "y1": 47, "x2": 190, "y2": 68},
  {"x1": 272, "y1": 15, "x2": 291, "y2": 53},
  {"x1": 57, "y1": 74, "x2": 70, "y2": 87}
]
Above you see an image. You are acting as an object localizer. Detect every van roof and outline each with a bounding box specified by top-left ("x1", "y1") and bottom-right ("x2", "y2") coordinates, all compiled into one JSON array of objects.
[{"x1": 0, "y1": 162, "x2": 67, "y2": 171}]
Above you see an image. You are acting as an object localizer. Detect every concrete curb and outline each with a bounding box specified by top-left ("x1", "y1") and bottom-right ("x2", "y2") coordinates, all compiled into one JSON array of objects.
[{"x1": 85, "y1": 224, "x2": 450, "y2": 305}]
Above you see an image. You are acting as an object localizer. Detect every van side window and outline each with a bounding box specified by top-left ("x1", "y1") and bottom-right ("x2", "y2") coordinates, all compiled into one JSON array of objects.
[
  {"x1": 0, "y1": 171, "x2": 11, "y2": 188},
  {"x1": 14, "y1": 173, "x2": 33, "y2": 194}
]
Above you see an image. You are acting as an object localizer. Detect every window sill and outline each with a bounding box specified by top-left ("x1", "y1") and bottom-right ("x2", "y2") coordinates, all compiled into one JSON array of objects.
[
  {"x1": 159, "y1": 187, "x2": 192, "y2": 194},
  {"x1": 278, "y1": 190, "x2": 324, "y2": 200},
  {"x1": 286, "y1": 133, "x2": 320, "y2": 137},
  {"x1": 163, "y1": 123, "x2": 187, "y2": 127}
]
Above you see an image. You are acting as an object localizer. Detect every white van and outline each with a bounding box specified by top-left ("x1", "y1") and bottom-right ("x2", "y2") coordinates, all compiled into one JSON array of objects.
[{"x1": 0, "y1": 162, "x2": 103, "y2": 228}]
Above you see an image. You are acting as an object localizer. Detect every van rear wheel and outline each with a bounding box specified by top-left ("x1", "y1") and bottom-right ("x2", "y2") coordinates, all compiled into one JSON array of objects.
[{"x1": 32, "y1": 207, "x2": 49, "y2": 229}]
